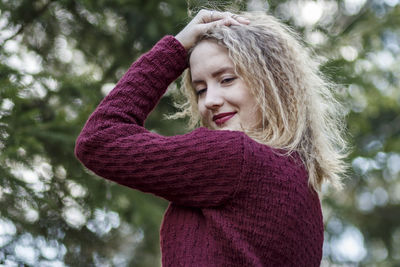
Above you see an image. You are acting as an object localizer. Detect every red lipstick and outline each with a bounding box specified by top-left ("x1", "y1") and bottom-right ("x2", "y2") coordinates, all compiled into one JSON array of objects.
[{"x1": 212, "y1": 112, "x2": 236, "y2": 126}]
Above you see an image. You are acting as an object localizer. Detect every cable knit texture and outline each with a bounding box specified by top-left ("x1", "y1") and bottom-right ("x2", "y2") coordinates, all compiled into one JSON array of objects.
[{"x1": 75, "y1": 35, "x2": 324, "y2": 266}]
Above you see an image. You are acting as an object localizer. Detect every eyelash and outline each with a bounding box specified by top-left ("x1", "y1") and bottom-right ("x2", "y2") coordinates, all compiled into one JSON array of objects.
[
  {"x1": 196, "y1": 88, "x2": 206, "y2": 96},
  {"x1": 221, "y1": 77, "x2": 235, "y2": 84},
  {"x1": 195, "y1": 77, "x2": 236, "y2": 96}
]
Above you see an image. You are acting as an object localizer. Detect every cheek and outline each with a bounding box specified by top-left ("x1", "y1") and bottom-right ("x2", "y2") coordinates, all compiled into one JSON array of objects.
[
  {"x1": 197, "y1": 101, "x2": 209, "y2": 119},
  {"x1": 240, "y1": 94, "x2": 259, "y2": 116}
]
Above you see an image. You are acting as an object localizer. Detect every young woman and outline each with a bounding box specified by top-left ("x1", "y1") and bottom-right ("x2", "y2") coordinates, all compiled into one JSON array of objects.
[{"x1": 75, "y1": 9, "x2": 347, "y2": 266}]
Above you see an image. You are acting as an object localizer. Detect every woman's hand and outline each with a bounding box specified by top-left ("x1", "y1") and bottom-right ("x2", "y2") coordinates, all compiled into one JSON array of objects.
[{"x1": 175, "y1": 10, "x2": 250, "y2": 51}]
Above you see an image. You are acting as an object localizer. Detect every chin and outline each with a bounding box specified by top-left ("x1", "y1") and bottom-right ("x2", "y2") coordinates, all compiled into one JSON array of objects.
[
  {"x1": 205, "y1": 121, "x2": 240, "y2": 131},
  {"x1": 216, "y1": 124, "x2": 240, "y2": 131}
]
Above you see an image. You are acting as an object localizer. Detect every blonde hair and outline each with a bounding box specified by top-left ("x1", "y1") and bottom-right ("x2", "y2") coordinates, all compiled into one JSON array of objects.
[{"x1": 169, "y1": 11, "x2": 348, "y2": 191}]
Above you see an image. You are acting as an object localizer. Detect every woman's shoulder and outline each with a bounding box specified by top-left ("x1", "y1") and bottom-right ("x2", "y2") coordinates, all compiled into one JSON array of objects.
[
  {"x1": 188, "y1": 127, "x2": 305, "y2": 176},
  {"x1": 237, "y1": 132, "x2": 309, "y2": 183}
]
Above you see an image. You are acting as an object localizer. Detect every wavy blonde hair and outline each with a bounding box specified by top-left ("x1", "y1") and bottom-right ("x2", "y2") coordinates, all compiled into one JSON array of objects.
[{"x1": 169, "y1": 11, "x2": 348, "y2": 191}]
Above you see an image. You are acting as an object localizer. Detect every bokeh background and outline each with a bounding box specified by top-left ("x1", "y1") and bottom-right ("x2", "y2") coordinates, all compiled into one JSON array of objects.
[{"x1": 0, "y1": 0, "x2": 399, "y2": 266}]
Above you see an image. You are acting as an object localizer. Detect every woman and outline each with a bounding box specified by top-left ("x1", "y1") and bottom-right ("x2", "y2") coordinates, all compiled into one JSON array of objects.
[{"x1": 75, "y1": 9, "x2": 347, "y2": 266}]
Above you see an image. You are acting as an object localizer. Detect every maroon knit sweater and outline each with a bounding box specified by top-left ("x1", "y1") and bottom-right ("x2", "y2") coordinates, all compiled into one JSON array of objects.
[{"x1": 75, "y1": 36, "x2": 323, "y2": 266}]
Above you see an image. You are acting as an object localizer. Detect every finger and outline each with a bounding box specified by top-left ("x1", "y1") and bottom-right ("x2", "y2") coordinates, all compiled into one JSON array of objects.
[
  {"x1": 210, "y1": 11, "x2": 250, "y2": 25},
  {"x1": 200, "y1": 17, "x2": 240, "y2": 32},
  {"x1": 198, "y1": 10, "x2": 231, "y2": 23},
  {"x1": 232, "y1": 15, "x2": 251, "y2": 24},
  {"x1": 221, "y1": 17, "x2": 241, "y2": 26}
]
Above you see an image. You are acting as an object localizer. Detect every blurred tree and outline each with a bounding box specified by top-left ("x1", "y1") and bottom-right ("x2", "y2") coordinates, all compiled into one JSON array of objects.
[
  {"x1": 305, "y1": 1, "x2": 400, "y2": 265},
  {"x1": 0, "y1": 0, "x2": 399, "y2": 266},
  {"x1": 0, "y1": 0, "x2": 190, "y2": 265}
]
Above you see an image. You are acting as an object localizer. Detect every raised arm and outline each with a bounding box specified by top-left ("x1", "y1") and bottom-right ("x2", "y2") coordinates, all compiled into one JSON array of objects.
[{"x1": 75, "y1": 12, "x2": 251, "y2": 207}]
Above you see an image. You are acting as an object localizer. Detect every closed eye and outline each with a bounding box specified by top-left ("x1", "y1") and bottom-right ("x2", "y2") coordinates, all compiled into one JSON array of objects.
[
  {"x1": 221, "y1": 77, "x2": 236, "y2": 84},
  {"x1": 196, "y1": 88, "x2": 207, "y2": 96}
]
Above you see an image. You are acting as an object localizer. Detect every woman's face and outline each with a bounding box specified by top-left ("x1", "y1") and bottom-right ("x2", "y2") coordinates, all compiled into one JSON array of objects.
[{"x1": 189, "y1": 40, "x2": 261, "y2": 131}]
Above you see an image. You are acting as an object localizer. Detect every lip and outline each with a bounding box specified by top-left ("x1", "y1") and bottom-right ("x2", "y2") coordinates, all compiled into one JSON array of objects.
[{"x1": 212, "y1": 112, "x2": 236, "y2": 126}]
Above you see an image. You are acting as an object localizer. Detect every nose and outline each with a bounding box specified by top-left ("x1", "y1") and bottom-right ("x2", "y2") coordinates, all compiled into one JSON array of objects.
[{"x1": 204, "y1": 85, "x2": 224, "y2": 110}]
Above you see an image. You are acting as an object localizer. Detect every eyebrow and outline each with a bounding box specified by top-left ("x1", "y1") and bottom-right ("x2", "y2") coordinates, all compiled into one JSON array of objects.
[{"x1": 191, "y1": 67, "x2": 235, "y2": 85}]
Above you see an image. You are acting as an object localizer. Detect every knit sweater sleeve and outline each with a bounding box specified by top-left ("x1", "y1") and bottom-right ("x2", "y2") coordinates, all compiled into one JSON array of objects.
[{"x1": 75, "y1": 35, "x2": 246, "y2": 208}]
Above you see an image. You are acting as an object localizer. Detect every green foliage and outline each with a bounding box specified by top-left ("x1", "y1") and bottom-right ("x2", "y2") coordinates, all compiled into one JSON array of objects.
[{"x1": 0, "y1": 0, "x2": 399, "y2": 266}]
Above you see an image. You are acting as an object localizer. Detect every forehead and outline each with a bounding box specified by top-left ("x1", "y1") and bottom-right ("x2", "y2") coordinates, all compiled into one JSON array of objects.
[{"x1": 189, "y1": 40, "x2": 233, "y2": 77}]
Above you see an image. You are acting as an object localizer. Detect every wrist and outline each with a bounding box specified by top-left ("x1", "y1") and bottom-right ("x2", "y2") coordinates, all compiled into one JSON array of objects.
[{"x1": 175, "y1": 33, "x2": 189, "y2": 51}]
